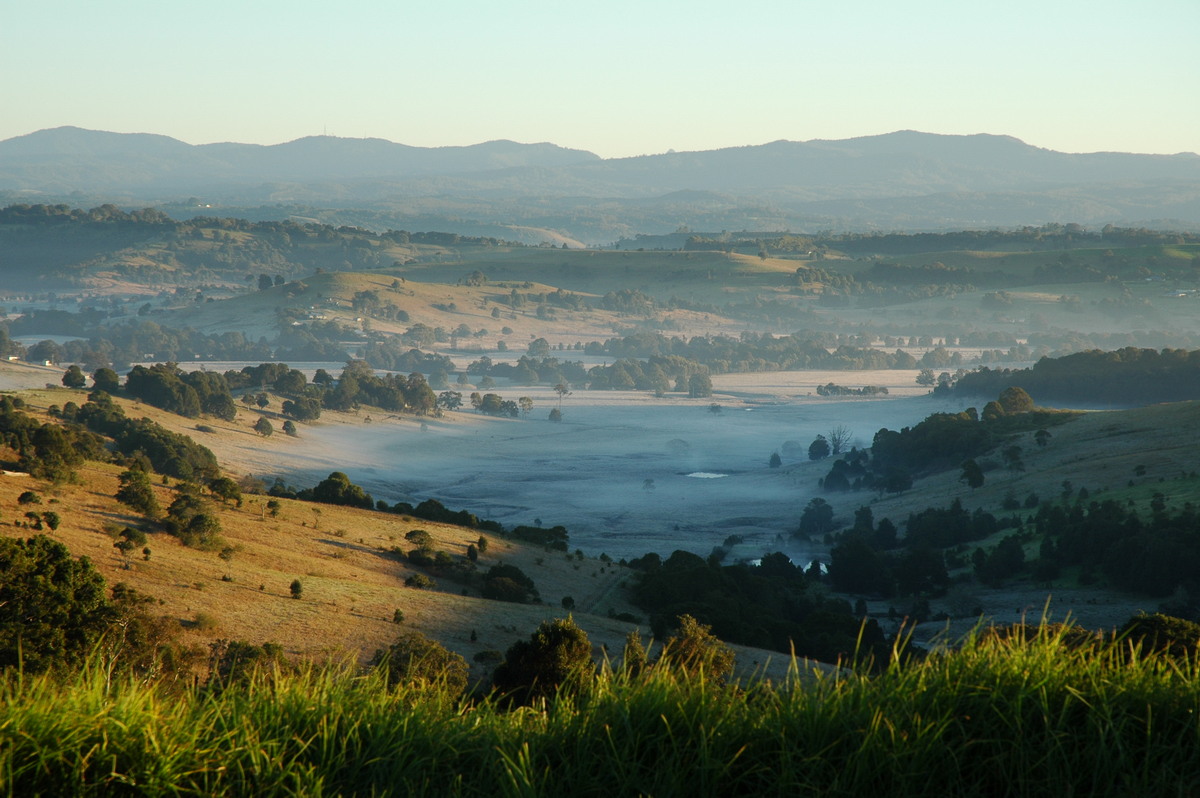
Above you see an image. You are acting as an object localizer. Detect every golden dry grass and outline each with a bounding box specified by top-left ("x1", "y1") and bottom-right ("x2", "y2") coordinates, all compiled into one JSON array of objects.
[{"x1": 0, "y1": 387, "x2": 811, "y2": 682}]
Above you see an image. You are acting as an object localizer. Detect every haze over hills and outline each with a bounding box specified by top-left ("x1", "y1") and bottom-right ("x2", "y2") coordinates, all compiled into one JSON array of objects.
[{"x1": 2, "y1": 127, "x2": 1200, "y2": 242}]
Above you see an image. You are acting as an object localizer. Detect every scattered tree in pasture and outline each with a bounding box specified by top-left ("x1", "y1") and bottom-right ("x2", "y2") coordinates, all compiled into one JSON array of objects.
[
  {"x1": 254, "y1": 417, "x2": 274, "y2": 437},
  {"x1": 116, "y1": 467, "x2": 160, "y2": 518},
  {"x1": 827, "y1": 425, "x2": 853, "y2": 456},
  {"x1": 960, "y1": 459, "x2": 984, "y2": 490},
  {"x1": 61, "y1": 365, "x2": 86, "y2": 389},
  {"x1": 92, "y1": 367, "x2": 120, "y2": 393}
]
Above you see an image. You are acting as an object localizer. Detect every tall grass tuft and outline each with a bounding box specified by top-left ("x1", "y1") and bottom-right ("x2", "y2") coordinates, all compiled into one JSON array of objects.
[{"x1": 3, "y1": 621, "x2": 1200, "y2": 795}]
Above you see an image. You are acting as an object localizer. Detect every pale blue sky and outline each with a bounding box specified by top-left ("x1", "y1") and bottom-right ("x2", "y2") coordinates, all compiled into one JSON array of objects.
[{"x1": 3, "y1": 0, "x2": 1196, "y2": 157}]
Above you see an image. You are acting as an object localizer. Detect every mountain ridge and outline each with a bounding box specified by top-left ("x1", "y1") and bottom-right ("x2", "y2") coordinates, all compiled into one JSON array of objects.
[{"x1": 3, "y1": 127, "x2": 1199, "y2": 241}]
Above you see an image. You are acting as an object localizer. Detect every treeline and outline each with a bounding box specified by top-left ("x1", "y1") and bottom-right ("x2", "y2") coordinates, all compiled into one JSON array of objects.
[
  {"x1": 0, "y1": 391, "x2": 219, "y2": 482},
  {"x1": 581, "y1": 331, "x2": 920, "y2": 380},
  {"x1": 0, "y1": 203, "x2": 521, "y2": 247},
  {"x1": 0, "y1": 395, "x2": 108, "y2": 481},
  {"x1": 816, "y1": 388, "x2": 1072, "y2": 492},
  {"x1": 65, "y1": 359, "x2": 446, "y2": 422},
  {"x1": 667, "y1": 224, "x2": 1200, "y2": 258},
  {"x1": 1036, "y1": 498, "x2": 1200, "y2": 599},
  {"x1": 821, "y1": 489, "x2": 1200, "y2": 611},
  {"x1": 816, "y1": 383, "x2": 889, "y2": 397},
  {"x1": 266, "y1": 470, "x2": 571, "y2": 554},
  {"x1": 955, "y1": 347, "x2": 1200, "y2": 406},
  {"x1": 627, "y1": 548, "x2": 888, "y2": 664}
]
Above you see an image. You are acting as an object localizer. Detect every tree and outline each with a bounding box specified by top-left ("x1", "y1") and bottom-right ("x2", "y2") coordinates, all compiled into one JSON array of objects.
[
  {"x1": 254, "y1": 417, "x2": 274, "y2": 437},
  {"x1": 883, "y1": 467, "x2": 913, "y2": 494},
  {"x1": 0, "y1": 535, "x2": 117, "y2": 673},
  {"x1": 437, "y1": 390, "x2": 463, "y2": 411},
  {"x1": 290, "y1": 579, "x2": 303, "y2": 599},
  {"x1": 1002, "y1": 445, "x2": 1025, "y2": 474},
  {"x1": 659, "y1": 614, "x2": 735, "y2": 683},
  {"x1": 1034, "y1": 429, "x2": 1052, "y2": 448},
  {"x1": 281, "y1": 397, "x2": 321, "y2": 421},
  {"x1": 482, "y1": 564, "x2": 538, "y2": 603},
  {"x1": 92, "y1": 367, "x2": 120, "y2": 393},
  {"x1": 492, "y1": 616, "x2": 592, "y2": 703},
  {"x1": 829, "y1": 536, "x2": 896, "y2": 597},
  {"x1": 370, "y1": 632, "x2": 469, "y2": 697},
  {"x1": 208, "y1": 476, "x2": 242, "y2": 506},
  {"x1": 688, "y1": 373, "x2": 713, "y2": 398},
  {"x1": 797, "y1": 498, "x2": 835, "y2": 538},
  {"x1": 768, "y1": 452, "x2": 782, "y2": 468},
  {"x1": 116, "y1": 467, "x2": 160, "y2": 518},
  {"x1": 554, "y1": 382, "x2": 571, "y2": 410},
  {"x1": 916, "y1": 368, "x2": 936, "y2": 387},
  {"x1": 518, "y1": 396, "x2": 534, "y2": 418},
  {"x1": 548, "y1": 408, "x2": 563, "y2": 423},
  {"x1": 827, "y1": 425, "x2": 853, "y2": 456},
  {"x1": 282, "y1": 420, "x2": 298, "y2": 437},
  {"x1": 808, "y1": 435, "x2": 831, "y2": 461},
  {"x1": 998, "y1": 386, "x2": 1034, "y2": 414},
  {"x1": 960, "y1": 459, "x2": 985, "y2": 490},
  {"x1": 528, "y1": 338, "x2": 552, "y2": 357},
  {"x1": 61, "y1": 365, "x2": 86, "y2": 389}
]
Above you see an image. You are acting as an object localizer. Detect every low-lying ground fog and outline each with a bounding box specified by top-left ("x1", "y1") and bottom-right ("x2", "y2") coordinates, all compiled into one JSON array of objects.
[{"x1": 269, "y1": 370, "x2": 967, "y2": 563}]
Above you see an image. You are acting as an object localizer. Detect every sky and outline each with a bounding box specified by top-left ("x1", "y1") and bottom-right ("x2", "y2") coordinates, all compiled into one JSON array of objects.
[{"x1": 2, "y1": 0, "x2": 1197, "y2": 158}]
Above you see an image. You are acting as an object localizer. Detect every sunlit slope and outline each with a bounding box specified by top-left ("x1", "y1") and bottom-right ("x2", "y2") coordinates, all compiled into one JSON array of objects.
[
  {"x1": 0, "y1": 387, "x2": 795, "y2": 681},
  {"x1": 389, "y1": 248, "x2": 809, "y2": 305},
  {"x1": 150, "y1": 267, "x2": 754, "y2": 345}
]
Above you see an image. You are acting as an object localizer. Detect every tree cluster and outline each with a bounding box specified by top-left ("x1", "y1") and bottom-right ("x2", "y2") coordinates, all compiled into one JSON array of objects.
[
  {"x1": 629, "y1": 549, "x2": 888, "y2": 664},
  {"x1": 956, "y1": 347, "x2": 1200, "y2": 407}
]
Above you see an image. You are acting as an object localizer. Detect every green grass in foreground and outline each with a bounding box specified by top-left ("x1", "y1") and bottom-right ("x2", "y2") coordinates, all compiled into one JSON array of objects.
[{"x1": 3, "y1": 625, "x2": 1200, "y2": 797}]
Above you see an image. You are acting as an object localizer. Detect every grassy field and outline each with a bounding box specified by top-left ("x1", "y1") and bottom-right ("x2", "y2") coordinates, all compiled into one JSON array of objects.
[{"x1": 3, "y1": 623, "x2": 1199, "y2": 796}]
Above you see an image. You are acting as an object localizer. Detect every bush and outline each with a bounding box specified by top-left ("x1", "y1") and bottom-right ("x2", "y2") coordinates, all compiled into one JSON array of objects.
[
  {"x1": 659, "y1": 614, "x2": 735, "y2": 683},
  {"x1": 481, "y1": 564, "x2": 538, "y2": 603},
  {"x1": 369, "y1": 632, "x2": 469, "y2": 697},
  {"x1": 405, "y1": 574, "x2": 436, "y2": 590},
  {"x1": 405, "y1": 529, "x2": 433, "y2": 546},
  {"x1": 492, "y1": 616, "x2": 592, "y2": 703}
]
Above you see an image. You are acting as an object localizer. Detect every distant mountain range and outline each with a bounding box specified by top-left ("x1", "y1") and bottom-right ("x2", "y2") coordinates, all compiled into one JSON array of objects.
[{"x1": 2, "y1": 127, "x2": 1198, "y2": 243}]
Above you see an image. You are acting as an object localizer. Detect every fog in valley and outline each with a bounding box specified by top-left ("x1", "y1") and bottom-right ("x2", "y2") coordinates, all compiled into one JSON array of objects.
[{"x1": 260, "y1": 371, "x2": 968, "y2": 562}]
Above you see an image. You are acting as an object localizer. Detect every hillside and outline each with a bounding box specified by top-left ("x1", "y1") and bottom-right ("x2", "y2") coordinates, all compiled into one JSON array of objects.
[{"x1": 0, "y1": 385, "x2": 802, "y2": 682}]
